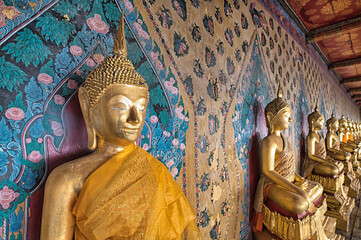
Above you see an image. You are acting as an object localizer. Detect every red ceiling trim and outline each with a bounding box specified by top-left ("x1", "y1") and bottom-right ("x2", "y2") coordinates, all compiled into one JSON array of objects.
[
  {"x1": 307, "y1": 17, "x2": 361, "y2": 43},
  {"x1": 329, "y1": 57, "x2": 361, "y2": 70}
]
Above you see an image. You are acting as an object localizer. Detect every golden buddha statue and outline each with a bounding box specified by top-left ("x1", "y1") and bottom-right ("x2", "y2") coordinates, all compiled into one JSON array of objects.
[
  {"x1": 303, "y1": 107, "x2": 354, "y2": 232},
  {"x1": 41, "y1": 16, "x2": 201, "y2": 240},
  {"x1": 303, "y1": 106, "x2": 342, "y2": 179},
  {"x1": 253, "y1": 85, "x2": 336, "y2": 240},
  {"x1": 326, "y1": 113, "x2": 360, "y2": 198}
]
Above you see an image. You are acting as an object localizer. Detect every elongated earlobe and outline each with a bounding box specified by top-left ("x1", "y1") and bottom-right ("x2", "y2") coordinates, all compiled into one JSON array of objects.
[
  {"x1": 266, "y1": 112, "x2": 274, "y2": 132},
  {"x1": 78, "y1": 87, "x2": 97, "y2": 150}
]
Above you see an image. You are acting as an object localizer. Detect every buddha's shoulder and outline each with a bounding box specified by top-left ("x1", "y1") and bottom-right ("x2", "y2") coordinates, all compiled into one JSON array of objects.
[
  {"x1": 262, "y1": 135, "x2": 281, "y2": 146},
  {"x1": 46, "y1": 154, "x2": 100, "y2": 188}
]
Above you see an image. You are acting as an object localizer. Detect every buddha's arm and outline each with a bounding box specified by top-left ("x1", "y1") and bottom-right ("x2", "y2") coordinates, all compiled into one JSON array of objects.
[
  {"x1": 340, "y1": 142, "x2": 356, "y2": 152},
  {"x1": 326, "y1": 135, "x2": 349, "y2": 161},
  {"x1": 306, "y1": 135, "x2": 333, "y2": 164},
  {"x1": 41, "y1": 167, "x2": 77, "y2": 240},
  {"x1": 261, "y1": 138, "x2": 306, "y2": 198}
]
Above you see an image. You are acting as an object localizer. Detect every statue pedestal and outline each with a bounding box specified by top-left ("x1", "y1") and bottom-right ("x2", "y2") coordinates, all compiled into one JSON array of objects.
[
  {"x1": 307, "y1": 173, "x2": 355, "y2": 232},
  {"x1": 343, "y1": 172, "x2": 360, "y2": 199},
  {"x1": 254, "y1": 202, "x2": 344, "y2": 240}
]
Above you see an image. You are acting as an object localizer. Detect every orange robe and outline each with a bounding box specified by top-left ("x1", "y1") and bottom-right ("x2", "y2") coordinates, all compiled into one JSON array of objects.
[{"x1": 72, "y1": 144, "x2": 200, "y2": 239}]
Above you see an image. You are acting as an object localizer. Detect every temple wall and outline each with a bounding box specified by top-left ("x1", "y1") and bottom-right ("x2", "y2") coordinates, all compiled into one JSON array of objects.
[{"x1": 0, "y1": 0, "x2": 359, "y2": 239}]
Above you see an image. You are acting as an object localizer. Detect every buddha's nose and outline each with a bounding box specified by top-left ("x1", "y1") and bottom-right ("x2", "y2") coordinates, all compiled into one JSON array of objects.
[{"x1": 127, "y1": 106, "x2": 140, "y2": 125}]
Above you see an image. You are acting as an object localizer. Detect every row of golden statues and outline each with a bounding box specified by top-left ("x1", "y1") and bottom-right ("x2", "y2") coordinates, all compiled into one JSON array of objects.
[
  {"x1": 39, "y1": 16, "x2": 360, "y2": 239},
  {"x1": 253, "y1": 85, "x2": 361, "y2": 240}
]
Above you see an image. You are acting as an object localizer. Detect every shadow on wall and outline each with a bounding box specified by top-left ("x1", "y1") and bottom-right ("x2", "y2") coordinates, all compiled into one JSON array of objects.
[{"x1": 28, "y1": 93, "x2": 91, "y2": 240}]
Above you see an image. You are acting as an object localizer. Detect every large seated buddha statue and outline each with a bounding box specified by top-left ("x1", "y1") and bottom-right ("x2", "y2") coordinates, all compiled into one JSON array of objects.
[
  {"x1": 41, "y1": 16, "x2": 201, "y2": 240},
  {"x1": 326, "y1": 113, "x2": 360, "y2": 198},
  {"x1": 252, "y1": 85, "x2": 338, "y2": 240},
  {"x1": 303, "y1": 107, "x2": 354, "y2": 232}
]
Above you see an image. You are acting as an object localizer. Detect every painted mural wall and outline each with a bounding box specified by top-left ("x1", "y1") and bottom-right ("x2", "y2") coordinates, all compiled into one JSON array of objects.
[{"x1": 0, "y1": 0, "x2": 359, "y2": 239}]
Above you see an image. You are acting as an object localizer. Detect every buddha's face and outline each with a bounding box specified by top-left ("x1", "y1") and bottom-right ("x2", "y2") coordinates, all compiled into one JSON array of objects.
[
  {"x1": 272, "y1": 108, "x2": 291, "y2": 131},
  {"x1": 332, "y1": 121, "x2": 339, "y2": 131},
  {"x1": 92, "y1": 84, "x2": 148, "y2": 147},
  {"x1": 313, "y1": 116, "x2": 324, "y2": 130}
]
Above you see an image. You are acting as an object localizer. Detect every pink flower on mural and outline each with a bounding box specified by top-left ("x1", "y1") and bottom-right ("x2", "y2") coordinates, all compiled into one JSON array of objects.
[
  {"x1": 0, "y1": 15, "x2": 5, "y2": 28},
  {"x1": 166, "y1": 159, "x2": 175, "y2": 168},
  {"x1": 178, "y1": 43, "x2": 187, "y2": 55},
  {"x1": 86, "y1": 14, "x2": 109, "y2": 34},
  {"x1": 171, "y1": 167, "x2": 178, "y2": 177},
  {"x1": 180, "y1": 143, "x2": 185, "y2": 150},
  {"x1": 5, "y1": 107, "x2": 25, "y2": 121},
  {"x1": 93, "y1": 54, "x2": 105, "y2": 64},
  {"x1": 134, "y1": 22, "x2": 150, "y2": 40},
  {"x1": 150, "y1": 51, "x2": 159, "y2": 62},
  {"x1": 163, "y1": 131, "x2": 171, "y2": 137},
  {"x1": 172, "y1": 138, "x2": 179, "y2": 146},
  {"x1": 37, "y1": 138, "x2": 43, "y2": 143},
  {"x1": 124, "y1": 0, "x2": 134, "y2": 12},
  {"x1": 0, "y1": 186, "x2": 19, "y2": 209},
  {"x1": 155, "y1": 60, "x2": 163, "y2": 70},
  {"x1": 67, "y1": 79, "x2": 78, "y2": 89},
  {"x1": 170, "y1": 87, "x2": 178, "y2": 95},
  {"x1": 150, "y1": 115, "x2": 158, "y2": 124},
  {"x1": 70, "y1": 45, "x2": 83, "y2": 56},
  {"x1": 76, "y1": 70, "x2": 83, "y2": 75},
  {"x1": 37, "y1": 73, "x2": 53, "y2": 85},
  {"x1": 86, "y1": 58, "x2": 96, "y2": 67},
  {"x1": 28, "y1": 150, "x2": 43, "y2": 163},
  {"x1": 175, "y1": 106, "x2": 184, "y2": 118},
  {"x1": 26, "y1": 138, "x2": 31, "y2": 144},
  {"x1": 54, "y1": 95, "x2": 65, "y2": 105},
  {"x1": 0, "y1": 4, "x2": 20, "y2": 24},
  {"x1": 142, "y1": 143, "x2": 149, "y2": 151},
  {"x1": 51, "y1": 121, "x2": 64, "y2": 136}
]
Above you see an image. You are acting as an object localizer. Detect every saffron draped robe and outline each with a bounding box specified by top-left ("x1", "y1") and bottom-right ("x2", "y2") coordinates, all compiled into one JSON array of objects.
[{"x1": 72, "y1": 144, "x2": 201, "y2": 239}]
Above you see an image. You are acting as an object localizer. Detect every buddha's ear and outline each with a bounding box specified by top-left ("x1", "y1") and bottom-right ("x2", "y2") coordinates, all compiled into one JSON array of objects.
[
  {"x1": 266, "y1": 112, "x2": 274, "y2": 132},
  {"x1": 78, "y1": 87, "x2": 97, "y2": 150}
]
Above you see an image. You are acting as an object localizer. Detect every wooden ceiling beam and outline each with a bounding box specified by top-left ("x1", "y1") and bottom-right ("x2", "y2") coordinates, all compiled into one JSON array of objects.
[
  {"x1": 352, "y1": 94, "x2": 361, "y2": 100},
  {"x1": 348, "y1": 88, "x2": 361, "y2": 93},
  {"x1": 307, "y1": 16, "x2": 361, "y2": 43},
  {"x1": 328, "y1": 57, "x2": 361, "y2": 70},
  {"x1": 341, "y1": 77, "x2": 361, "y2": 84}
]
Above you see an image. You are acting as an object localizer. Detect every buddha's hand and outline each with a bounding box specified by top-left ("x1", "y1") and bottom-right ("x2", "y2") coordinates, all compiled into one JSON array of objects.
[{"x1": 294, "y1": 174, "x2": 308, "y2": 190}]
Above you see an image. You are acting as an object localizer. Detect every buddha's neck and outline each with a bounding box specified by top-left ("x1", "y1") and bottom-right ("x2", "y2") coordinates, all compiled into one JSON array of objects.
[{"x1": 95, "y1": 138, "x2": 129, "y2": 157}]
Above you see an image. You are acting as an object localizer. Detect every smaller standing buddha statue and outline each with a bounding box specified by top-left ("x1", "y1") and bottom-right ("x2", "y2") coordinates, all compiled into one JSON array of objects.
[
  {"x1": 303, "y1": 107, "x2": 354, "y2": 232},
  {"x1": 326, "y1": 113, "x2": 360, "y2": 198},
  {"x1": 253, "y1": 84, "x2": 336, "y2": 240},
  {"x1": 41, "y1": 15, "x2": 201, "y2": 240}
]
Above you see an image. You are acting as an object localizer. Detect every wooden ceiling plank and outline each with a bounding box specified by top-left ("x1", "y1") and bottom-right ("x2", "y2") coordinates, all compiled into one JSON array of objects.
[
  {"x1": 328, "y1": 57, "x2": 361, "y2": 70},
  {"x1": 348, "y1": 88, "x2": 361, "y2": 93},
  {"x1": 341, "y1": 77, "x2": 361, "y2": 84},
  {"x1": 307, "y1": 16, "x2": 361, "y2": 43}
]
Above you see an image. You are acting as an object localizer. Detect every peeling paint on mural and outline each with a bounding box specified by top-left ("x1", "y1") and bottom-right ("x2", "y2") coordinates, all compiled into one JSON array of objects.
[{"x1": 0, "y1": 0, "x2": 359, "y2": 239}]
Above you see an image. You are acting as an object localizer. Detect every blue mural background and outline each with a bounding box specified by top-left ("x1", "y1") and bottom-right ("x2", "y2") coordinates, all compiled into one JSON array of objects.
[{"x1": 0, "y1": 0, "x2": 359, "y2": 239}]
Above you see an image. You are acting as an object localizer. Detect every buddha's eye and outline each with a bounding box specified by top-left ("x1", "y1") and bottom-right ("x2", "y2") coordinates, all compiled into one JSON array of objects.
[
  {"x1": 138, "y1": 107, "x2": 146, "y2": 112},
  {"x1": 112, "y1": 103, "x2": 128, "y2": 111}
]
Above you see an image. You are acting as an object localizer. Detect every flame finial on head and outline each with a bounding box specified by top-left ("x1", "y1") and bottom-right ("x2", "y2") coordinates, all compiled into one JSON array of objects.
[
  {"x1": 277, "y1": 82, "x2": 283, "y2": 98},
  {"x1": 83, "y1": 13, "x2": 148, "y2": 107},
  {"x1": 113, "y1": 13, "x2": 127, "y2": 57},
  {"x1": 314, "y1": 104, "x2": 319, "y2": 112}
]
